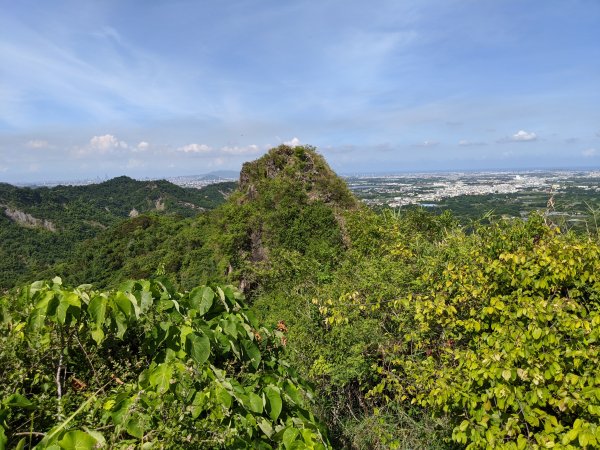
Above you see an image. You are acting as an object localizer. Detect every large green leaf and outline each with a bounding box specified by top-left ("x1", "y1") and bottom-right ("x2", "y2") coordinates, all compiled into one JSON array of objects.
[
  {"x1": 185, "y1": 332, "x2": 211, "y2": 365},
  {"x1": 284, "y1": 381, "x2": 302, "y2": 406},
  {"x1": 149, "y1": 363, "x2": 173, "y2": 394},
  {"x1": 257, "y1": 417, "x2": 274, "y2": 438},
  {"x1": 248, "y1": 392, "x2": 264, "y2": 413},
  {"x1": 242, "y1": 339, "x2": 262, "y2": 369},
  {"x1": 87, "y1": 295, "x2": 106, "y2": 328},
  {"x1": 216, "y1": 286, "x2": 230, "y2": 312},
  {"x1": 222, "y1": 316, "x2": 238, "y2": 338},
  {"x1": 126, "y1": 416, "x2": 144, "y2": 439},
  {"x1": 114, "y1": 292, "x2": 134, "y2": 319},
  {"x1": 58, "y1": 430, "x2": 97, "y2": 450},
  {"x1": 112, "y1": 311, "x2": 128, "y2": 339},
  {"x1": 139, "y1": 290, "x2": 154, "y2": 312},
  {"x1": 282, "y1": 427, "x2": 300, "y2": 449},
  {"x1": 5, "y1": 394, "x2": 34, "y2": 408},
  {"x1": 265, "y1": 386, "x2": 282, "y2": 421},
  {"x1": 216, "y1": 385, "x2": 232, "y2": 409},
  {"x1": 189, "y1": 286, "x2": 214, "y2": 315},
  {"x1": 90, "y1": 327, "x2": 104, "y2": 345}
]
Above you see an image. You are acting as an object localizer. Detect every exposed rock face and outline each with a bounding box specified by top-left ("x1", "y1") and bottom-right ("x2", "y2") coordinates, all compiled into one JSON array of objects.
[
  {"x1": 129, "y1": 208, "x2": 139, "y2": 218},
  {"x1": 154, "y1": 198, "x2": 165, "y2": 211},
  {"x1": 177, "y1": 201, "x2": 205, "y2": 211},
  {"x1": 3, "y1": 207, "x2": 56, "y2": 232}
]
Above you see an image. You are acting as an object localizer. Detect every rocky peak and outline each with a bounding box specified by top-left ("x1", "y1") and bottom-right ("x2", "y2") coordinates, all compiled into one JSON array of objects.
[{"x1": 238, "y1": 145, "x2": 358, "y2": 209}]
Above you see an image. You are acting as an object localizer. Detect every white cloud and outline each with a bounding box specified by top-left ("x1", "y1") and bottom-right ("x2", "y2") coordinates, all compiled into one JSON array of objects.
[
  {"x1": 178, "y1": 143, "x2": 212, "y2": 153},
  {"x1": 511, "y1": 130, "x2": 537, "y2": 142},
  {"x1": 283, "y1": 137, "x2": 301, "y2": 147},
  {"x1": 220, "y1": 144, "x2": 261, "y2": 155},
  {"x1": 26, "y1": 139, "x2": 49, "y2": 149},
  {"x1": 137, "y1": 141, "x2": 149, "y2": 150},
  {"x1": 89, "y1": 134, "x2": 128, "y2": 152},
  {"x1": 582, "y1": 148, "x2": 598, "y2": 158}
]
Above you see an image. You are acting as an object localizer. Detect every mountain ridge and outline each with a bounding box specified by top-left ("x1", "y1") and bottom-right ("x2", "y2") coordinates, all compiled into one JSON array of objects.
[{"x1": 0, "y1": 178, "x2": 236, "y2": 289}]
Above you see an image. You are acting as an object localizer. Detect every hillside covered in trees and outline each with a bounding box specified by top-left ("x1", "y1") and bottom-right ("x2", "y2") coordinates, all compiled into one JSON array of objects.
[
  {"x1": 2, "y1": 145, "x2": 600, "y2": 449},
  {"x1": 0, "y1": 178, "x2": 236, "y2": 289}
]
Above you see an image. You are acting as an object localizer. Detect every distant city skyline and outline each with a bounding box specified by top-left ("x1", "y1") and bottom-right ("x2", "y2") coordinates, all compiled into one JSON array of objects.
[{"x1": 1, "y1": 0, "x2": 599, "y2": 183}]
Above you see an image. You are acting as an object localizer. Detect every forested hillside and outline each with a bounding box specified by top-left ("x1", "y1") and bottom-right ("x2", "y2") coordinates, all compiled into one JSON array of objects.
[
  {"x1": 2, "y1": 145, "x2": 600, "y2": 449},
  {"x1": 0, "y1": 179, "x2": 236, "y2": 289}
]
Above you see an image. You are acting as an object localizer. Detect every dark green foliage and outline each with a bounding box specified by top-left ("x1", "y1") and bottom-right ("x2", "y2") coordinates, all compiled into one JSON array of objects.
[
  {"x1": 0, "y1": 179, "x2": 235, "y2": 289},
  {"x1": 55, "y1": 145, "x2": 354, "y2": 292}
]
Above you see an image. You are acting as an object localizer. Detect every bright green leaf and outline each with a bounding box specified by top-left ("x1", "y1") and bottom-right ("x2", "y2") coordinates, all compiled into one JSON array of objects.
[
  {"x1": 149, "y1": 363, "x2": 173, "y2": 394},
  {"x1": 283, "y1": 427, "x2": 300, "y2": 448},
  {"x1": 242, "y1": 339, "x2": 261, "y2": 370},
  {"x1": 6, "y1": 394, "x2": 34, "y2": 408},
  {"x1": 126, "y1": 417, "x2": 144, "y2": 439},
  {"x1": 185, "y1": 332, "x2": 211, "y2": 365},
  {"x1": 265, "y1": 386, "x2": 282, "y2": 421},
  {"x1": 189, "y1": 286, "x2": 214, "y2": 315},
  {"x1": 88, "y1": 296, "x2": 106, "y2": 328},
  {"x1": 248, "y1": 392, "x2": 263, "y2": 413},
  {"x1": 58, "y1": 430, "x2": 97, "y2": 450}
]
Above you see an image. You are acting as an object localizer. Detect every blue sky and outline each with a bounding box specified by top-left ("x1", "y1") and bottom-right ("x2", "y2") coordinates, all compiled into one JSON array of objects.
[{"x1": 1, "y1": 0, "x2": 599, "y2": 182}]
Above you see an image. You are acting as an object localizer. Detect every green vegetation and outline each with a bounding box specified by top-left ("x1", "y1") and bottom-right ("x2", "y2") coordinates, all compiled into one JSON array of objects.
[
  {"x1": 0, "y1": 278, "x2": 329, "y2": 449},
  {"x1": 0, "y1": 178, "x2": 235, "y2": 289},
  {"x1": 2, "y1": 145, "x2": 600, "y2": 448}
]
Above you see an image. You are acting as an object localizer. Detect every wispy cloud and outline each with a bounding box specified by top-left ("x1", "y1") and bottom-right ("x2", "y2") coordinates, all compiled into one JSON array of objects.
[
  {"x1": 511, "y1": 130, "x2": 537, "y2": 142},
  {"x1": 178, "y1": 143, "x2": 212, "y2": 154},
  {"x1": 0, "y1": 16, "x2": 206, "y2": 129},
  {"x1": 26, "y1": 139, "x2": 49, "y2": 149},
  {"x1": 497, "y1": 130, "x2": 538, "y2": 143},
  {"x1": 582, "y1": 148, "x2": 598, "y2": 158},
  {"x1": 458, "y1": 139, "x2": 486, "y2": 147},
  {"x1": 134, "y1": 141, "x2": 150, "y2": 152}
]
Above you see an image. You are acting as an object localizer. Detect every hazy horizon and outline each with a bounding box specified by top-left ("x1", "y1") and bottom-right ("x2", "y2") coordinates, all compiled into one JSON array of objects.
[
  {"x1": 9, "y1": 161, "x2": 600, "y2": 188},
  {"x1": 1, "y1": 0, "x2": 599, "y2": 183}
]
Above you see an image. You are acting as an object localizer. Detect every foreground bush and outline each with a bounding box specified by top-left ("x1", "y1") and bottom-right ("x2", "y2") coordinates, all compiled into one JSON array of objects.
[
  {"x1": 317, "y1": 215, "x2": 600, "y2": 448},
  {"x1": 0, "y1": 278, "x2": 329, "y2": 449}
]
